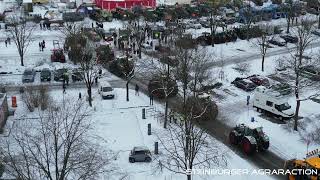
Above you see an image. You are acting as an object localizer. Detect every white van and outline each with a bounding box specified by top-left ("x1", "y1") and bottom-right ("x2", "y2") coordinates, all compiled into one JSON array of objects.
[
  {"x1": 98, "y1": 80, "x2": 115, "y2": 99},
  {"x1": 253, "y1": 86, "x2": 294, "y2": 120}
]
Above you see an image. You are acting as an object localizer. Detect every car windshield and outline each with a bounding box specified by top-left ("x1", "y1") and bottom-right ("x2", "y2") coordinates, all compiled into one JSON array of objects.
[
  {"x1": 102, "y1": 87, "x2": 113, "y2": 92},
  {"x1": 24, "y1": 71, "x2": 33, "y2": 75},
  {"x1": 275, "y1": 103, "x2": 291, "y2": 111}
]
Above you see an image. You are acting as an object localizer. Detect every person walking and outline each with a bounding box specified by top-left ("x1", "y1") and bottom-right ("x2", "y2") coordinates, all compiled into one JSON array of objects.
[
  {"x1": 39, "y1": 42, "x2": 42, "y2": 51},
  {"x1": 7, "y1": 37, "x2": 10, "y2": 45},
  {"x1": 65, "y1": 72, "x2": 69, "y2": 86},
  {"x1": 40, "y1": 23, "x2": 42, "y2": 30},
  {"x1": 41, "y1": 43, "x2": 44, "y2": 51},
  {"x1": 5, "y1": 40, "x2": 7, "y2": 47},
  {"x1": 42, "y1": 40, "x2": 45, "y2": 48},
  {"x1": 149, "y1": 93, "x2": 154, "y2": 105},
  {"x1": 62, "y1": 79, "x2": 66, "y2": 94},
  {"x1": 135, "y1": 84, "x2": 139, "y2": 96},
  {"x1": 95, "y1": 77, "x2": 98, "y2": 85}
]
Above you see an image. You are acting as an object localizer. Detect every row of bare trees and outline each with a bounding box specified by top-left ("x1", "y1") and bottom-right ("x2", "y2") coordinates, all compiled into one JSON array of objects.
[{"x1": 0, "y1": 97, "x2": 112, "y2": 179}]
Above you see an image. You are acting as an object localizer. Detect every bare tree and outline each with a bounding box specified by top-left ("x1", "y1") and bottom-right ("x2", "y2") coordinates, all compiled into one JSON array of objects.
[
  {"x1": 8, "y1": 19, "x2": 35, "y2": 66},
  {"x1": 1, "y1": 99, "x2": 111, "y2": 179},
  {"x1": 149, "y1": 56, "x2": 177, "y2": 129},
  {"x1": 287, "y1": 18, "x2": 319, "y2": 131},
  {"x1": 154, "y1": 39, "x2": 225, "y2": 180},
  {"x1": 254, "y1": 24, "x2": 274, "y2": 72},
  {"x1": 78, "y1": 41, "x2": 100, "y2": 107},
  {"x1": 233, "y1": 62, "x2": 251, "y2": 75},
  {"x1": 282, "y1": 0, "x2": 298, "y2": 34}
]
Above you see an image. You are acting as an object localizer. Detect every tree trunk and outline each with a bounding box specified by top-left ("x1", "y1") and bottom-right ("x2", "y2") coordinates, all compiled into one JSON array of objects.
[
  {"x1": 164, "y1": 98, "x2": 168, "y2": 128},
  {"x1": 261, "y1": 55, "x2": 265, "y2": 72},
  {"x1": 20, "y1": 55, "x2": 24, "y2": 66},
  {"x1": 318, "y1": 14, "x2": 320, "y2": 29},
  {"x1": 294, "y1": 99, "x2": 300, "y2": 131},
  {"x1": 126, "y1": 82, "x2": 129, "y2": 101},
  {"x1": 138, "y1": 46, "x2": 142, "y2": 59},
  {"x1": 88, "y1": 86, "x2": 92, "y2": 107},
  {"x1": 187, "y1": 174, "x2": 191, "y2": 180}
]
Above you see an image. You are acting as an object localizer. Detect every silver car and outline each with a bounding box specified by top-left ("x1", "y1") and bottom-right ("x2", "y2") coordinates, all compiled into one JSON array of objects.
[
  {"x1": 22, "y1": 68, "x2": 36, "y2": 83},
  {"x1": 129, "y1": 146, "x2": 152, "y2": 163}
]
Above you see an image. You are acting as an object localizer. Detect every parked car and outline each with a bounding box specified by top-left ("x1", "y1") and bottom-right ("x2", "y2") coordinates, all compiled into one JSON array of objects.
[
  {"x1": 22, "y1": 68, "x2": 36, "y2": 83},
  {"x1": 129, "y1": 146, "x2": 152, "y2": 163},
  {"x1": 98, "y1": 80, "x2": 115, "y2": 99},
  {"x1": 248, "y1": 75, "x2": 270, "y2": 87},
  {"x1": 54, "y1": 68, "x2": 68, "y2": 81},
  {"x1": 300, "y1": 65, "x2": 320, "y2": 81},
  {"x1": 200, "y1": 20, "x2": 210, "y2": 28},
  {"x1": 280, "y1": 35, "x2": 298, "y2": 43},
  {"x1": 268, "y1": 39, "x2": 286, "y2": 47},
  {"x1": 71, "y1": 69, "x2": 83, "y2": 82},
  {"x1": 270, "y1": 83, "x2": 292, "y2": 95},
  {"x1": 231, "y1": 78, "x2": 256, "y2": 91},
  {"x1": 192, "y1": 23, "x2": 202, "y2": 29},
  {"x1": 40, "y1": 68, "x2": 51, "y2": 81},
  {"x1": 312, "y1": 30, "x2": 320, "y2": 36}
]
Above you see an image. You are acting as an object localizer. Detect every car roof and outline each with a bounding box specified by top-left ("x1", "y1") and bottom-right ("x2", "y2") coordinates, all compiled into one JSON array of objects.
[
  {"x1": 99, "y1": 80, "x2": 111, "y2": 87},
  {"x1": 133, "y1": 146, "x2": 149, "y2": 151},
  {"x1": 25, "y1": 68, "x2": 34, "y2": 71}
]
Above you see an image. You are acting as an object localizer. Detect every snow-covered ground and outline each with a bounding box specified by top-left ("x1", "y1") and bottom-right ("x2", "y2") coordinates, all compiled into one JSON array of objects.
[{"x1": 3, "y1": 87, "x2": 275, "y2": 180}]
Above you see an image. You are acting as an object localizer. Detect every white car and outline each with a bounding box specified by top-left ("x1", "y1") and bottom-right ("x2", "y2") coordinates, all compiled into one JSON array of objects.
[
  {"x1": 98, "y1": 80, "x2": 115, "y2": 99},
  {"x1": 192, "y1": 24, "x2": 202, "y2": 29}
]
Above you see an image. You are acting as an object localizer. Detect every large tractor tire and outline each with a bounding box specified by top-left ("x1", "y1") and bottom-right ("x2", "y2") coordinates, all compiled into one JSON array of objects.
[
  {"x1": 242, "y1": 137, "x2": 256, "y2": 155},
  {"x1": 261, "y1": 141, "x2": 269, "y2": 151},
  {"x1": 229, "y1": 131, "x2": 238, "y2": 145}
]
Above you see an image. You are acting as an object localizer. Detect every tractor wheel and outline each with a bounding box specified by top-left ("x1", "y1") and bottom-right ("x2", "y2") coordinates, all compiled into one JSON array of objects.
[
  {"x1": 262, "y1": 141, "x2": 269, "y2": 151},
  {"x1": 242, "y1": 137, "x2": 256, "y2": 155},
  {"x1": 229, "y1": 131, "x2": 238, "y2": 145}
]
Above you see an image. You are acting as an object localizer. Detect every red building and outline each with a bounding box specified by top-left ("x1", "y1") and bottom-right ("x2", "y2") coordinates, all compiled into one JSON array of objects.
[{"x1": 95, "y1": 0, "x2": 156, "y2": 11}]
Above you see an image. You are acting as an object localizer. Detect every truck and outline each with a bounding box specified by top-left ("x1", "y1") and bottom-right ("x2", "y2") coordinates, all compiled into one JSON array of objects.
[{"x1": 253, "y1": 86, "x2": 294, "y2": 120}]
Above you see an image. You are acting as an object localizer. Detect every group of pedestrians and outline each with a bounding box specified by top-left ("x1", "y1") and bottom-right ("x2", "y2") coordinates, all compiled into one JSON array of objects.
[
  {"x1": 135, "y1": 84, "x2": 154, "y2": 105},
  {"x1": 39, "y1": 40, "x2": 46, "y2": 51}
]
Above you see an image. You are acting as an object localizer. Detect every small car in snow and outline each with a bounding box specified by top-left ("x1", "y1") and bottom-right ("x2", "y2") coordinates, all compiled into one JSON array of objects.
[
  {"x1": 40, "y1": 68, "x2": 51, "y2": 82},
  {"x1": 280, "y1": 35, "x2": 298, "y2": 44},
  {"x1": 129, "y1": 146, "x2": 152, "y2": 163},
  {"x1": 98, "y1": 80, "x2": 115, "y2": 99},
  {"x1": 71, "y1": 69, "x2": 83, "y2": 82},
  {"x1": 232, "y1": 78, "x2": 256, "y2": 91},
  {"x1": 22, "y1": 68, "x2": 36, "y2": 83},
  {"x1": 192, "y1": 24, "x2": 202, "y2": 29},
  {"x1": 53, "y1": 68, "x2": 68, "y2": 81},
  {"x1": 268, "y1": 39, "x2": 286, "y2": 47},
  {"x1": 312, "y1": 30, "x2": 320, "y2": 36},
  {"x1": 248, "y1": 75, "x2": 270, "y2": 87}
]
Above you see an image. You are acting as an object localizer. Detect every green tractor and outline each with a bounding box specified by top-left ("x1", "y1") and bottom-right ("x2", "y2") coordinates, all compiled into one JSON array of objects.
[
  {"x1": 90, "y1": 7, "x2": 113, "y2": 22},
  {"x1": 229, "y1": 123, "x2": 269, "y2": 155}
]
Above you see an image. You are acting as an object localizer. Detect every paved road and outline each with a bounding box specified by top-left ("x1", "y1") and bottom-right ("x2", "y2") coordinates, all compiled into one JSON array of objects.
[{"x1": 211, "y1": 40, "x2": 320, "y2": 67}]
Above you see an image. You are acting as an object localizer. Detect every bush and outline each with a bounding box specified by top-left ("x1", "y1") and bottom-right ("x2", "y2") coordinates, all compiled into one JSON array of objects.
[
  {"x1": 233, "y1": 62, "x2": 251, "y2": 75},
  {"x1": 182, "y1": 96, "x2": 218, "y2": 122},
  {"x1": 22, "y1": 85, "x2": 50, "y2": 112},
  {"x1": 148, "y1": 76, "x2": 178, "y2": 98}
]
